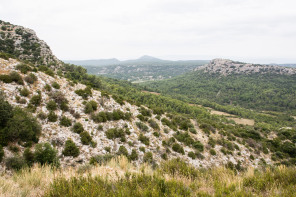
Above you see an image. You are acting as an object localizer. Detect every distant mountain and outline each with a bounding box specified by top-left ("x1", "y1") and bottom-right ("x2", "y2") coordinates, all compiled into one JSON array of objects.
[
  {"x1": 64, "y1": 56, "x2": 209, "y2": 66},
  {"x1": 64, "y1": 58, "x2": 120, "y2": 66}
]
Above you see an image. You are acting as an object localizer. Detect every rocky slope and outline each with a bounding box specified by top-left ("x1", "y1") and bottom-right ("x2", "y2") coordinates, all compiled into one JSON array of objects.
[
  {"x1": 0, "y1": 20, "x2": 60, "y2": 66},
  {"x1": 0, "y1": 57, "x2": 273, "y2": 169},
  {"x1": 196, "y1": 59, "x2": 296, "y2": 76}
]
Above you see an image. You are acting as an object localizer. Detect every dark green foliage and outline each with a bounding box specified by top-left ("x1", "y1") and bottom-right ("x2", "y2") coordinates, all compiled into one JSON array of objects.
[
  {"x1": 4, "y1": 107, "x2": 41, "y2": 144},
  {"x1": 50, "y1": 91, "x2": 68, "y2": 107},
  {"x1": 136, "y1": 121, "x2": 149, "y2": 132},
  {"x1": 51, "y1": 82, "x2": 60, "y2": 89},
  {"x1": 16, "y1": 63, "x2": 31, "y2": 74},
  {"x1": 189, "y1": 128, "x2": 197, "y2": 134},
  {"x1": 60, "y1": 102, "x2": 69, "y2": 111},
  {"x1": 75, "y1": 87, "x2": 92, "y2": 99},
  {"x1": 84, "y1": 102, "x2": 93, "y2": 114},
  {"x1": 91, "y1": 110, "x2": 131, "y2": 122},
  {"x1": 129, "y1": 149, "x2": 138, "y2": 161},
  {"x1": 9, "y1": 71, "x2": 24, "y2": 85},
  {"x1": 0, "y1": 74, "x2": 12, "y2": 83},
  {"x1": 172, "y1": 143, "x2": 185, "y2": 154},
  {"x1": 138, "y1": 133, "x2": 150, "y2": 145},
  {"x1": 23, "y1": 148, "x2": 35, "y2": 166},
  {"x1": 188, "y1": 151, "x2": 196, "y2": 159},
  {"x1": 29, "y1": 94, "x2": 42, "y2": 106},
  {"x1": 161, "y1": 153, "x2": 168, "y2": 160},
  {"x1": 139, "y1": 107, "x2": 152, "y2": 117},
  {"x1": 44, "y1": 84, "x2": 52, "y2": 91},
  {"x1": 139, "y1": 147, "x2": 145, "y2": 152},
  {"x1": 143, "y1": 152, "x2": 153, "y2": 163},
  {"x1": 88, "y1": 100, "x2": 98, "y2": 110},
  {"x1": 105, "y1": 128, "x2": 125, "y2": 141},
  {"x1": 34, "y1": 143, "x2": 59, "y2": 166},
  {"x1": 20, "y1": 87, "x2": 30, "y2": 97},
  {"x1": 5, "y1": 156, "x2": 26, "y2": 170},
  {"x1": 0, "y1": 145, "x2": 4, "y2": 162},
  {"x1": 281, "y1": 142, "x2": 296, "y2": 157},
  {"x1": 210, "y1": 149, "x2": 217, "y2": 155},
  {"x1": 0, "y1": 97, "x2": 13, "y2": 130},
  {"x1": 89, "y1": 154, "x2": 114, "y2": 165},
  {"x1": 24, "y1": 73, "x2": 37, "y2": 84},
  {"x1": 9, "y1": 145, "x2": 20, "y2": 153},
  {"x1": 112, "y1": 95, "x2": 124, "y2": 105},
  {"x1": 148, "y1": 119, "x2": 160, "y2": 130},
  {"x1": 72, "y1": 122, "x2": 84, "y2": 134},
  {"x1": 117, "y1": 146, "x2": 128, "y2": 157},
  {"x1": 60, "y1": 116, "x2": 72, "y2": 127},
  {"x1": 47, "y1": 111, "x2": 58, "y2": 122},
  {"x1": 80, "y1": 131, "x2": 92, "y2": 145},
  {"x1": 46, "y1": 100, "x2": 57, "y2": 111},
  {"x1": 104, "y1": 147, "x2": 111, "y2": 152},
  {"x1": 153, "y1": 131, "x2": 160, "y2": 137},
  {"x1": 63, "y1": 139, "x2": 80, "y2": 157}
]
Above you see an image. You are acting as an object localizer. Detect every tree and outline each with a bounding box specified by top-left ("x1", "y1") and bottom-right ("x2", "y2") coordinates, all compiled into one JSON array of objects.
[
  {"x1": 34, "y1": 143, "x2": 59, "y2": 166},
  {"x1": 63, "y1": 139, "x2": 80, "y2": 157}
]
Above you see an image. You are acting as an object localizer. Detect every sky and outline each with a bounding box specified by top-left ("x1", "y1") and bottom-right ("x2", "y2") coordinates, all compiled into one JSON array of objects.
[{"x1": 0, "y1": 0, "x2": 296, "y2": 63}]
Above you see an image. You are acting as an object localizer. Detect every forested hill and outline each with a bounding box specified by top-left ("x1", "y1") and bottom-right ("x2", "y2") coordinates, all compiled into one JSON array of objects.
[{"x1": 143, "y1": 59, "x2": 296, "y2": 113}]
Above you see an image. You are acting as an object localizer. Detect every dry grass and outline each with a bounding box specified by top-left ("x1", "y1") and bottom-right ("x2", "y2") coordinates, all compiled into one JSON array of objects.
[{"x1": 1, "y1": 158, "x2": 296, "y2": 197}]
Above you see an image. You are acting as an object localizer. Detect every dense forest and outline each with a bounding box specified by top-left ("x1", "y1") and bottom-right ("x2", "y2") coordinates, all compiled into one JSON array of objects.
[{"x1": 143, "y1": 71, "x2": 296, "y2": 114}]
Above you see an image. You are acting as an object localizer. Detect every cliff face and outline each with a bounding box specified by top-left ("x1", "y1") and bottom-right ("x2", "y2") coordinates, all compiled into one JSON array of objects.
[
  {"x1": 196, "y1": 59, "x2": 296, "y2": 76},
  {"x1": 0, "y1": 20, "x2": 61, "y2": 66}
]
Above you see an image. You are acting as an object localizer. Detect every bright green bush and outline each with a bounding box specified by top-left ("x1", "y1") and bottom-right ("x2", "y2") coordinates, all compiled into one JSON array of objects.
[
  {"x1": 51, "y1": 82, "x2": 60, "y2": 89},
  {"x1": 117, "y1": 146, "x2": 128, "y2": 157}
]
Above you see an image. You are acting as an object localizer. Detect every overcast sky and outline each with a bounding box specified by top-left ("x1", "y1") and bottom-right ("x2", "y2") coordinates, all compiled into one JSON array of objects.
[{"x1": 1, "y1": 0, "x2": 296, "y2": 63}]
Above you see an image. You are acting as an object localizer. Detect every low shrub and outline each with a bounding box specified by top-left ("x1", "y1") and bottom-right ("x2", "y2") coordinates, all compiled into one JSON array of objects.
[
  {"x1": 60, "y1": 116, "x2": 72, "y2": 127},
  {"x1": 172, "y1": 143, "x2": 185, "y2": 154},
  {"x1": 138, "y1": 134, "x2": 149, "y2": 146},
  {"x1": 5, "y1": 156, "x2": 26, "y2": 170},
  {"x1": 80, "y1": 131, "x2": 92, "y2": 145},
  {"x1": 72, "y1": 122, "x2": 84, "y2": 134},
  {"x1": 63, "y1": 139, "x2": 80, "y2": 157}
]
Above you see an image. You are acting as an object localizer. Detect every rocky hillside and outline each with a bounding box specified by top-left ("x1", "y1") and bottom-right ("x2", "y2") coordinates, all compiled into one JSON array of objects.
[
  {"x1": 0, "y1": 57, "x2": 273, "y2": 170},
  {"x1": 0, "y1": 20, "x2": 60, "y2": 66},
  {"x1": 196, "y1": 59, "x2": 296, "y2": 76}
]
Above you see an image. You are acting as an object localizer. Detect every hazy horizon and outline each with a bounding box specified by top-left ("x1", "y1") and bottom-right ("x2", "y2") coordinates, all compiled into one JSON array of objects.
[{"x1": 1, "y1": 0, "x2": 296, "y2": 64}]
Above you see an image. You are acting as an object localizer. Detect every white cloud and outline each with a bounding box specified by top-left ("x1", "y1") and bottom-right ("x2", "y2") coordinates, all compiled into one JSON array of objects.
[{"x1": 0, "y1": 0, "x2": 296, "y2": 63}]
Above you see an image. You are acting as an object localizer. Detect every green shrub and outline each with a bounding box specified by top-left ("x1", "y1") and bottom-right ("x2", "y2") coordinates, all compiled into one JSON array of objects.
[
  {"x1": 23, "y1": 148, "x2": 35, "y2": 166},
  {"x1": 143, "y1": 152, "x2": 153, "y2": 163},
  {"x1": 172, "y1": 143, "x2": 185, "y2": 155},
  {"x1": 84, "y1": 103, "x2": 93, "y2": 114},
  {"x1": 72, "y1": 122, "x2": 84, "y2": 134},
  {"x1": 117, "y1": 146, "x2": 128, "y2": 157},
  {"x1": 189, "y1": 128, "x2": 197, "y2": 134},
  {"x1": 60, "y1": 116, "x2": 72, "y2": 127},
  {"x1": 52, "y1": 82, "x2": 60, "y2": 89},
  {"x1": 5, "y1": 107, "x2": 41, "y2": 143},
  {"x1": 138, "y1": 134, "x2": 149, "y2": 146},
  {"x1": 75, "y1": 87, "x2": 92, "y2": 99},
  {"x1": 210, "y1": 149, "x2": 217, "y2": 156},
  {"x1": 88, "y1": 100, "x2": 98, "y2": 111},
  {"x1": 9, "y1": 71, "x2": 24, "y2": 85},
  {"x1": 29, "y1": 94, "x2": 42, "y2": 106},
  {"x1": 188, "y1": 151, "x2": 196, "y2": 159},
  {"x1": 139, "y1": 147, "x2": 145, "y2": 152},
  {"x1": 46, "y1": 100, "x2": 57, "y2": 111},
  {"x1": 0, "y1": 145, "x2": 4, "y2": 162},
  {"x1": 153, "y1": 131, "x2": 160, "y2": 137},
  {"x1": 0, "y1": 74, "x2": 12, "y2": 83},
  {"x1": 16, "y1": 63, "x2": 31, "y2": 74},
  {"x1": 63, "y1": 139, "x2": 80, "y2": 157},
  {"x1": 80, "y1": 131, "x2": 92, "y2": 145},
  {"x1": 24, "y1": 73, "x2": 37, "y2": 84},
  {"x1": 34, "y1": 143, "x2": 59, "y2": 166},
  {"x1": 60, "y1": 102, "x2": 69, "y2": 111},
  {"x1": 5, "y1": 156, "x2": 26, "y2": 170},
  {"x1": 148, "y1": 119, "x2": 160, "y2": 130},
  {"x1": 44, "y1": 84, "x2": 52, "y2": 91},
  {"x1": 104, "y1": 147, "x2": 111, "y2": 153},
  {"x1": 161, "y1": 153, "x2": 168, "y2": 160},
  {"x1": 9, "y1": 145, "x2": 20, "y2": 153},
  {"x1": 20, "y1": 88, "x2": 30, "y2": 97},
  {"x1": 136, "y1": 122, "x2": 149, "y2": 132},
  {"x1": 105, "y1": 128, "x2": 125, "y2": 141},
  {"x1": 129, "y1": 149, "x2": 138, "y2": 161},
  {"x1": 89, "y1": 154, "x2": 114, "y2": 165},
  {"x1": 47, "y1": 111, "x2": 58, "y2": 122}
]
